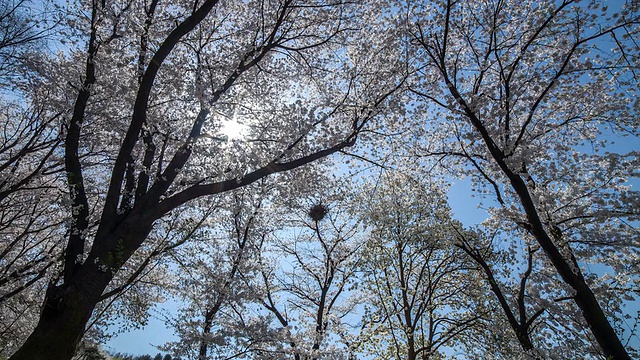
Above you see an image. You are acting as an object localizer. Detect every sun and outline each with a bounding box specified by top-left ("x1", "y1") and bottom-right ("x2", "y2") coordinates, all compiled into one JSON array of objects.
[{"x1": 219, "y1": 119, "x2": 248, "y2": 140}]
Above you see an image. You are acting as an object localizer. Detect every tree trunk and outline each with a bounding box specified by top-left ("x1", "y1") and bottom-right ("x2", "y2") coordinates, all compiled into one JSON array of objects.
[
  {"x1": 9, "y1": 214, "x2": 154, "y2": 360},
  {"x1": 198, "y1": 309, "x2": 215, "y2": 360},
  {"x1": 9, "y1": 263, "x2": 113, "y2": 360},
  {"x1": 504, "y1": 167, "x2": 631, "y2": 360},
  {"x1": 455, "y1": 87, "x2": 632, "y2": 358}
]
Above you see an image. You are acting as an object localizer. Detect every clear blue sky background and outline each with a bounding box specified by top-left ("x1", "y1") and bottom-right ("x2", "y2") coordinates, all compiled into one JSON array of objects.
[{"x1": 105, "y1": 300, "x2": 179, "y2": 355}]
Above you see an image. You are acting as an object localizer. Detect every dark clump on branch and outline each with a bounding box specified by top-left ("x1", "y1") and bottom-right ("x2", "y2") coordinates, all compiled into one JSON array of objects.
[{"x1": 308, "y1": 203, "x2": 328, "y2": 221}]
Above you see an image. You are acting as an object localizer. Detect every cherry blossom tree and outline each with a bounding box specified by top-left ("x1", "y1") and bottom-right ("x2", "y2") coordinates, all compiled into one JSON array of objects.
[
  {"x1": 0, "y1": 102, "x2": 64, "y2": 356},
  {"x1": 455, "y1": 226, "x2": 615, "y2": 358},
  {"x1": 6, "y1": 0, "x2": 404, "y2": 358},
  {"x1": 160, "y1": 184, "x2": 272, "y2": 360},
  {"x1": 0, "y1": 0, "x2": 56, "y2": 79},
  {"x1": 356, "y1": 172, "x2": 487, "y2": 360},
  {"x1": 253, "y1": 185, "x2": 365, "y2": 360},
  {"x1": 0, "y1": 1, "x2": 66, "y2": 355},
  {"x1": 3, "y1": 0, "x2": 638, "y2": 358},
  {"x1": 406, "y1": 0, "x2": 639, "y2": 358}
]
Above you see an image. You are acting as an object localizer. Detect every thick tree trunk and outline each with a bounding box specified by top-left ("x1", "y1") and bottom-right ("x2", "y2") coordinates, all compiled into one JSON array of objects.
[
  {"x1": 9, "y1": 214, "x2": 154, "y2": 360},
  {"x1": 452, "y1": 83, "x2": 632, "y2": 358},
  {"x1": 407, "y1": 345, "x2": 417, "y2": 360},
  {"x1": 9, "y1": 263, "x2": 113, "y2": 360},
  {"x1": 505, "y1": 167, "x2": 631, "y2": 360},
  {"x1": 198, "y1": 309, "x2": 215, "y2": 360}
]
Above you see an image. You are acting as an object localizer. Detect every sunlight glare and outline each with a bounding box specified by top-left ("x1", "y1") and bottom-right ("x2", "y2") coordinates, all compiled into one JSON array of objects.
[{"x1": 219, "y1": 119, "x2": 248, "y2": 140}]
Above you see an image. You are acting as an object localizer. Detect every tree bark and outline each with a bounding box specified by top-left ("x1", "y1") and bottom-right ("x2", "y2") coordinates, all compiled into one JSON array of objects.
[
  {"x1": 9, "y1": 212, "x2": 154, "y2": 360},
  {"x1": 509, "y1": 172, "x2": 630, "y2": 360},
  {"x1": 478, "y1": 115, "x2": 630, "y2": 359},
  {"x1": 9, "y1": 263, "x2": 113, "y2": 360},
  {"x1": 441, "y1": 63, "x2": 631, "y2": 360}
]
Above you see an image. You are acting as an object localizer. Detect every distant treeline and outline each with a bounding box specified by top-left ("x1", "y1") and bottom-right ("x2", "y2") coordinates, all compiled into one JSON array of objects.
[{"x1": 110, "y1": 353, "x2": 181, "y2": 360}]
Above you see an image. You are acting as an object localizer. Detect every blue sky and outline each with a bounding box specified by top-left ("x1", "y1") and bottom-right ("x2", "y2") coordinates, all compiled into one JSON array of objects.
[{"x1": 105, "y1": 300, "x2": 179, "y2": 355}]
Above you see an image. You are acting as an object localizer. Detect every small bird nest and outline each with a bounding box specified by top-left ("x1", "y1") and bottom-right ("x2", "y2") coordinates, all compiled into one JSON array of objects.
[{"x1": 308, "y1": 203, "x2": 328, "y2": 221}]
